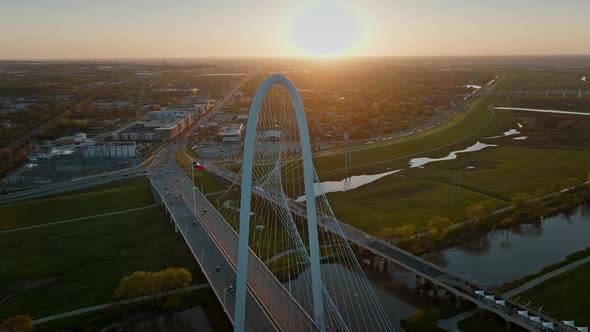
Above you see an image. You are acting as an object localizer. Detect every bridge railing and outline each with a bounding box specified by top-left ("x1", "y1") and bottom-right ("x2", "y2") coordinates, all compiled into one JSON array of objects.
[{"x1": 180, "y1": 191, "x2": 318, "y2": 332}]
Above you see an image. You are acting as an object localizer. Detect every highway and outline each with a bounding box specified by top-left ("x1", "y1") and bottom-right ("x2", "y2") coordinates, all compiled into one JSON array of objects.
[{"x1": 151, "y1": 167, "x2": 277, "y2": 331}]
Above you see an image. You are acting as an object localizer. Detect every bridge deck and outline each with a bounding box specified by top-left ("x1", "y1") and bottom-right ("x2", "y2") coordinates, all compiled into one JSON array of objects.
[
  {"x1": 151, "y1": 171, "x2": 277, "y2": 332},
  {"x1": 210, "y1": 165, "x2": 572, "y2": 332},
  {"x1": 151, "y1": 166, "x2": 317, "y2": 332}
]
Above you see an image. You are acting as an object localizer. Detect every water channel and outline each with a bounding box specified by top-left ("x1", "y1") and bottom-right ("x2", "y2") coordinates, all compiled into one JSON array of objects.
[
  {"x1": 423, "y1": 204, "x2": 590, "y2": 287},
  {"x1": 129, "y1": 306, "x2": 214, "y2": 332}
]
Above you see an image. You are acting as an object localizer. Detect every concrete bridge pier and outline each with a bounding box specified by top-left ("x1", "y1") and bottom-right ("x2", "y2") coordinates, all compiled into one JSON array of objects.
[
  {"x1": 415, "y1": 274, "x2": 425, "y2": 290},
  {"x1": 372, "y1": 254, "x2": 380, "y2": 269},
  {"x1": 506, "y1": 319, "x2": 512, "y2": 331}
]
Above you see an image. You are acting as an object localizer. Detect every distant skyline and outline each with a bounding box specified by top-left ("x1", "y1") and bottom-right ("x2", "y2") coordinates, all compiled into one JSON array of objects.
[{"x1": 1, "y1": 0, "x2": 590, "y2": 59}]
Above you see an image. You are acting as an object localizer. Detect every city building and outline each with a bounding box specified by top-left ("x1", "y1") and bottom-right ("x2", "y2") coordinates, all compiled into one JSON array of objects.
[
  {"x1": 112, "y1": 106, "x2": 201, "y2": 142},
  {"x1": 81, "y1": 142, "x2": 137, "y2": 158},
  {"x1": 218, "y1": 123, "x2": 244, "y2": 142}
]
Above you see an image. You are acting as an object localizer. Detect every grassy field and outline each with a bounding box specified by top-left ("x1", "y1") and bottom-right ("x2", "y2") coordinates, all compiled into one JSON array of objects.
[
  {"x1": 498, "y1": 247, "x2": 590, "y2": 293},
  {"x1": 458, "y1": 313, "x2": 523, "y2": 332},
  {"x1": 0, "y1": 177, "x2": 155, "y2": 231},
  {"x1": 519, "y1": 261, "x2": 590, "y2": 326},
  {"x1": 35, "y1": 287, "x2": 231, "y2": 332},
  {"x1": 306, "y1": 69, "x2": 590, "y2": 237},
  {"x1": 327, "y1": 173, "x2": 506, "y2": 234},
  {"x1": 314, "y1": 94, "x2": 502, "y2": 178},
  {"x1": 0, "y1": 178, "x2": 203, "y2": 320},
  {"x1": 400, "y1": 303, "x2": 464, "y2": 332},
  {"x1": 404, "y1": 146, "x2": 590, "y2": 200}
]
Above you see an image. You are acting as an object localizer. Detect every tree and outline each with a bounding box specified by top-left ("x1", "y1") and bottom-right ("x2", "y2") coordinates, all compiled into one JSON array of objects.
[
  {"x1": 427, "y1": 216, "x2": 452, "y2": 239},
  {"x1": 511, "y1": 193, "x2": 533, "y2": 216},
  {"x1": 1, "y1": 315, "x2": 33, "y2": 332},
  {"x1": 114, "y1": 268, "x2": 192, "y2": 304},
  {"x1": 394, "y1": 224, "x2": 416, "y2": 241},
  {"x1": 378, "y1": 227, "x2": 396, "y2": 244},
  {"x1": 466, "y1": 200, "x2": 495, "y2": 224},
  {"x1": 114, "y1": 271, "x2": 152, "y2": 301}
]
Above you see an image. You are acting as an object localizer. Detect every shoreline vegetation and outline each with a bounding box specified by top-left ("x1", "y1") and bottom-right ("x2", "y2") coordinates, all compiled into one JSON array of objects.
[{"x1": 388, "y1": 177, "x2": 590, "y2": 256}]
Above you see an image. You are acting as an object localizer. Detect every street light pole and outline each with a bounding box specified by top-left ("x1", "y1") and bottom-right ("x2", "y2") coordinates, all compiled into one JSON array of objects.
[
  {"x1": 223, "y1": 287, "x2": 228, "y2": 312},
  {"x1": 191, "y1": 163, "x2": 196, "y2": 211},
  {"x1": 193, "y1": 187, "x2": 197, "y2": 211}
]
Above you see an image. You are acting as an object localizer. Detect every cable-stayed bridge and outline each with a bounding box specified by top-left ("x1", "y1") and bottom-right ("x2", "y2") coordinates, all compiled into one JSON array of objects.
[{"x1": 150, "y1": 74, "x2": 572, "y2": 331}]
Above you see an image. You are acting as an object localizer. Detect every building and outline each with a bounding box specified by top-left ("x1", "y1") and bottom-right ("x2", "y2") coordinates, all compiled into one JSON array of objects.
[
  {"x1": 147, "y1": 109, "x2": 177, "y2": 121},
  {"x1": 161, "y1": 88, "x2": 199, "y2": 97},
  {"x1": 93, "y1": 100, "x2": 130, "y2": 110},
  {"x1": 81, "y1": 142, "x2": 137, "y2": 158},
  {"x1": 218, "y1": 124, "x2": 244, "y2": 142}
]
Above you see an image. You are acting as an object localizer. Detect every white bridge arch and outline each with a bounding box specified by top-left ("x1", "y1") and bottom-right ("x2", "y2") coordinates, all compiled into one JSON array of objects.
[
  {"x1": 235, "y1": 74, "x2": 325, "y2": 331},
  {"x1": 230, "y1": 74, "x2": 394, "y2": 332}
]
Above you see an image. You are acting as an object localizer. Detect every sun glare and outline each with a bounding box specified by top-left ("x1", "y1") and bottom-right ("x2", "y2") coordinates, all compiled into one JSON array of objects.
[{"x1": 289, "y1": 1, "x2": 364, "y2": 57}]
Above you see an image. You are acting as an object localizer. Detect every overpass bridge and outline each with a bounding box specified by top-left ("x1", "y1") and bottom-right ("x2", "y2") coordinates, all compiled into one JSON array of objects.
[
  {"x1": 149, "y1": 164, "x2": 318, "y2": 331},
  {"x1": 444, "y1": 89, "x2": 590, "y2": 98},
  {"x1": 207, "y1": 162, "x2": 572, "y2": 332}
]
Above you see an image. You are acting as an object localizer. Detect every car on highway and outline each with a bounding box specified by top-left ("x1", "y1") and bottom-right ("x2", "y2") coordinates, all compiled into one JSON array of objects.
[
  {"x1": 228, "y1": 285, "x2": 235, "y2": 293},
  {"x1": 215, "y1": 266, "x2": 220, "y2": 272}
]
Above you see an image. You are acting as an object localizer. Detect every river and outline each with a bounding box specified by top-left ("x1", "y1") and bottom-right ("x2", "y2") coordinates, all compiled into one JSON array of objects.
[
  {"x1": 423, "y1": 204, "x2": 590, "y2": 287},
  {"x1": 297, "y1": 141, "x2": 497, "y2": 201},
  {"x1": 128, "y1": 306, "x2": 214, "y2": 332},
  {"x1": 287, "y1": 263, "x2": 418, "y2": 328}
]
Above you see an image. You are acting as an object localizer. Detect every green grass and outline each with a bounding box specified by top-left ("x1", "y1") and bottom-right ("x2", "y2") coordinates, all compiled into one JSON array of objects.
[
  {"x1": 404, "y1": 146, "x2": 590, "y2": 200},
  {"x1": 314, "y1": 94, "x2": 501, "y2": 178},
  {"x1": 327, "y1": 173, "x2": 506, "y2": 235},
  {"x1": 35, "y1": 287, "x2": 231, "y2": 332},
  {"x1": 498, "y1": 247, "x2": 590, "y2": 294},
  {"x1": 458, "y1": 313, "x2": 522, "y2": 332},
  {"x1": 0, "y1": 206, "x2": 203, "y2": 320},
  {"x1": 0, "y1": 177, "x2": 155, "y2": 231},
  {"x1": 401, "y1": 303, "x2": 464, "y2": 332},
  {"x1": 187, "y1": 169, "x2": 226, "y2": 194},
  {"x1": 519, "y1": 261, "x2": 590, "y2": 326},
  {"x1": 0, "y1": 178, "x2": 204, "y2": 321}
]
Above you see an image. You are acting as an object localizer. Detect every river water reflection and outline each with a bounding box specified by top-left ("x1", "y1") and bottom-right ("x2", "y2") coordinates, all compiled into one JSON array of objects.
[
  {"x1": 287, "y1": 263, "x2": 418, "y2": 327},
  {"x1": 130, "y1": 306, "x2": 214, "y2": 332},
  {"x1": 423, "y1": 204, "x2": 590, "y2": 286}
]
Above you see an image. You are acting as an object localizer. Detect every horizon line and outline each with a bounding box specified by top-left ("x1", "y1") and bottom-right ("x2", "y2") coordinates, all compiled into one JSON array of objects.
[{"x1": 2, "y1": 53, "x2": 590, "y2": 63}]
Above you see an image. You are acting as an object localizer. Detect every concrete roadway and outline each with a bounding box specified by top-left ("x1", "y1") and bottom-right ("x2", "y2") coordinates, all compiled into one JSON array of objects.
[
  {"x1": 0, "y1": 167, "x2": 148, "y2": 204},
  {"x1": 152, "y1": 159, "x2": 316, "y2": 331},
  {"x1": 151, "y1": 169, "x2": 277, "y2": 332}
]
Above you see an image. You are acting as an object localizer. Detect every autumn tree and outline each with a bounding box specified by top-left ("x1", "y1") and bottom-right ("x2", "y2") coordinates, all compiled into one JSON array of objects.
[
  {"x1": 114, "y1": 267, "x2": 192, "y2": 304},
  {"x1": 378, "y1": 227, "x2": 396, "y2": 244},
  {"x1": 394, "y1": 224, "x2": 416, "y2": 241},
  {"x1": 466, "y1": 200, "x2": 495, "y2": 224},
  {"x1": 511, "y1": 193, "x2": 533, "y2": 215},
  {"x1": 1, "y1": 315, "x2": 33, "y2": 332},
  {"x1": 427, "y1": 216, "x2": 452, "y2": 239}
]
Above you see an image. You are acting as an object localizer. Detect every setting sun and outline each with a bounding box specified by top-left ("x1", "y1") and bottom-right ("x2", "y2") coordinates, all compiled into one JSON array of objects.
[{"x1": 288, "y1": 1, "x2": 365, "y2": 57}]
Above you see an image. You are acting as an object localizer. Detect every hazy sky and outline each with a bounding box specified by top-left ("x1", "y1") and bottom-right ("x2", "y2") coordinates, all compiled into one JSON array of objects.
[{"x1": 1, "y1": 0, "x2": 589, "y2": 59}]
